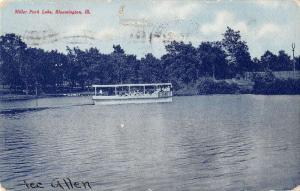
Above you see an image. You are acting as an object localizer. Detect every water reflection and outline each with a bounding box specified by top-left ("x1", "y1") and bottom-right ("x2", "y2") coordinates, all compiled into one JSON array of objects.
[{"x1": 0, "y1": 95, "x2": 299, "y2": 191}]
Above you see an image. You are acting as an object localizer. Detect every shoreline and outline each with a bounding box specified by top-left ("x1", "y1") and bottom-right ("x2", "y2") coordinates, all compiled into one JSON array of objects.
[
  {"x1": 1, "y1": 92, "x2": 300, "y2": 101},
  {"x1": 0, "y1": 93, "x2": 91, "y2": 101}
]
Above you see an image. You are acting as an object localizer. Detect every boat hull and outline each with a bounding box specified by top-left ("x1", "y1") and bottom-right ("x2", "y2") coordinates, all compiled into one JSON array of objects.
[{"x1": 92, "y1": 96, "x2": 172, "y2": 105}]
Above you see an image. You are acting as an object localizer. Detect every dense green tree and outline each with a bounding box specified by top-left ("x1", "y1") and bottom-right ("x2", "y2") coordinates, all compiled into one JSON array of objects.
[
  {"x1": 88, "y1": 50, "x2": 112, "y2": 84},
  {"x1": 275, "y1": 50, "x2": 292, "y2": 71},
  {"x1": 96, "y1": 54, "x2": 117, "y2": 84},
  {"x1": 197, "y1": 42, "x2": 228, "y2": 79},
  {"x1": 66, "y1": 47, "x2": 82, "y2": 89},
  {"x1": 0, "y1": 30, "x2": 299, "y2": 95},
  {"x1": 140, "y1": 53, "x2": 164, "y2": 83},
  {"x1": 111, "y1": 45, "x2": 127, "y2": 84},
  {"x1": 259, "y1": 50, "x2": 293, "y2": 71},
  {"x1": 295, "y1": 56, "x2": 300, "y2": 70},
  {"x1": 222, "y1": 27, "x2": 252, "y2": 76},
  {"x1": 52, "y1": 51, "x2": 68, "y2": 89},
  {"x1": 43, "y1": 50, "x2": 68, "y2": 92},
  {"x1": 260, "y1": 50, "x2": 277, "y2": 71},
  {"x1": 22, "y1": 47, "x2": 44, "y2": 93},
  {"x1": 124, "y1": 54, "x2": 140, "y2": 83},
  {"x1": 252, "y1": 57, "x2": 263, "y2": 72},
  {"x1": 0, "y1": 34, "x2": 26, "y2": 90},
  {"x1": 162, "y1": 41, "x2": 199, "y2": 85}
]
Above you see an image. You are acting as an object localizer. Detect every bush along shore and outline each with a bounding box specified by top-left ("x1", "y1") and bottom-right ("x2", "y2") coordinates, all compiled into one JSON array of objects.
[
  {"x1": 173, "y1": 77, "x2": 300, "y2": 96},
  {"x1": 1, "y1": 27, "x2": 299, "y2": 99}
]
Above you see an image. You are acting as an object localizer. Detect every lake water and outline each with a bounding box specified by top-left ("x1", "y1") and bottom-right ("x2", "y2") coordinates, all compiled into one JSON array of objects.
[{"x1": 0, "y1": 95, "x2": 299, "y2": 191}]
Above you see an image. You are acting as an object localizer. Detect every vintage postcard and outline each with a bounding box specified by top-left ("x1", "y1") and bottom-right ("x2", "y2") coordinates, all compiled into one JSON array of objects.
[{"x1": 0, "y1": 0, "x2": 299, "y2": 190}]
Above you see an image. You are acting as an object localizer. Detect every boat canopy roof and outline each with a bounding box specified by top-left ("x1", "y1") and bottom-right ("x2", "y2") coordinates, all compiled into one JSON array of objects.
[{"x1": 92, "y1": 83, "x2": 172, "y2": 88}]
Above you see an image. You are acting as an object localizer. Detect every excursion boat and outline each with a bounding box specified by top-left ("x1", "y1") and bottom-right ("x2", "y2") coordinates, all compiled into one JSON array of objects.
[{"x1": 92, "y1": 83, "x2": 172, "y2": 105}]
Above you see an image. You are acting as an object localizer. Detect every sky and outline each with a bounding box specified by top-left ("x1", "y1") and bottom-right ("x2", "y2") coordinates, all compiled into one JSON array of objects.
[{"x1": 0, "y1": 0, "x2": 299, "y2": 58}]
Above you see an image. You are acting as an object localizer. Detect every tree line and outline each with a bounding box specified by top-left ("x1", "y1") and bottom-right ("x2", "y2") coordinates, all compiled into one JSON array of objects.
[{"x1": 0, "y1": 27, "x2": 299, "y2": 94}]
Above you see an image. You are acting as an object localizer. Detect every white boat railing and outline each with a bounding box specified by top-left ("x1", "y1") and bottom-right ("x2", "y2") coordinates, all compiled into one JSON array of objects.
[{"x1": 92, "y1": 83, "x2": 172, "y2": 97}]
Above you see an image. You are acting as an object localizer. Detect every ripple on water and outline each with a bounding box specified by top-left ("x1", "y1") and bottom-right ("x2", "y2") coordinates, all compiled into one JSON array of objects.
[{"x1": 0, "y1": 95, "x2": 300, "y2": 191}]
